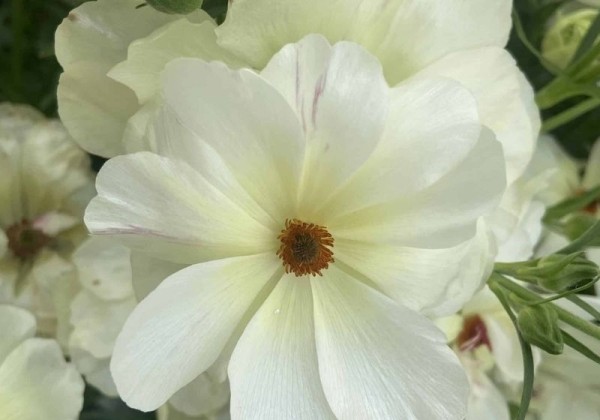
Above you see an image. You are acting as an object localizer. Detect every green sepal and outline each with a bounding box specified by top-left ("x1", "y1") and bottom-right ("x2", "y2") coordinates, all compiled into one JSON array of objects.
[{"x1": 517, "y1": 304, "x2": 564, "y2": 355}]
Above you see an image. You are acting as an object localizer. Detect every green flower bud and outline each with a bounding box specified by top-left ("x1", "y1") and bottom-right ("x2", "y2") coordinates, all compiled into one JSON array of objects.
[
  {"x1": 515, "y1": 252, "x2": 599, "y2": 291},
  {"x1": 145, "y1": 0, "x2": 202, "y2": 14},
  {"x1": 517, "y1": 304, "x2": 564, "y2": 355},
  {"x1": 542, "y1": 8, "x2": 599, "y2": 70}
]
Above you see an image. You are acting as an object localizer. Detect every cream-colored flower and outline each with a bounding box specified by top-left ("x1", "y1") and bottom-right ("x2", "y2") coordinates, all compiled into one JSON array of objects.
[
  {"x1": 70, "y1": 236, "x2": 231, "y2": 417},
  {"x1": 85, "y1": 36, "x2": 506, "y2": 418},
  {"x1": 0, "y1": 103, "x2": 94, "y2": 346},
  {"x1": 0, "y1": 304, "x2": 84, "y2": 420},
  {"x1": 56, "y1": 0, "x2": 539, "y2": 185}
]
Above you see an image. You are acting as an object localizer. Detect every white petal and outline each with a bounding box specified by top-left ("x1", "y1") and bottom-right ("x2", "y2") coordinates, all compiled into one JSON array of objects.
[
  {"x1": 218, "y1": 0, "x2": 511, "y2": 83},
  {"x1": 147, "y1": 104, "x2": 279, "y2": 230},
  {"x1": 55, "y1": 0, "x2": 210, "y2": 157},
  {"x1": 311, "y1": 265, "x2": 469, "y2": 419},
  {"x1": 69, "y1": 346, "x2": 117, "y2": 397},
  {"x1": 465, "y1": 369, "x2": 510, "y2": 420},
  {"x1": 111, "y1": 254, "x2": 280, "y2": 411},
  {"x1": 0, "y1": 305, "x2": 36, "y2": 363},
  {"x1": 482, "y1": 312, "x2": 541, "y2": 383},
  {"x1": 32, "y1": 212, "x2": 79, "y2": 236},
  {"x1": 0, "y1": 338, "x2": 84, "y2": 420},
  {"x1": 229, "y1": 276, "x2": 335, "y2": 419},
  {"x1": 73, "y1": 237, "x2": 133, "y2": 300},
  {"x1": 333, "y1": 221, "x2": 493, "y2": 317},
  {"x1": 57, "y1": 62, "x2": 137, "y2": 157},
  {"x1": 69, "y1": 290, "x2": 135, "y2": 359},
  {"x1": 130, "y1": 252, "x2": 187, "y2": 301},
  {"x1": 55, "y1": 0, "x2": 195, "y2": 70},
  {"x1": 160, "y1": 58, "x2": 305, "y2": 222},
  {"x1": 169, "y1": 374, "x2": 229, "y2": 417},
  {"x1": 319, "y1": 75, "x2": 481, "y2": 218},
  {"x1": 109, "y1": 19, "x2": 244, "y2": 103},
  {"x1": 329, "y1": 128, "x2": 506, "y2": 248},
  {"x1": 260, "y1": 36, "x2": 388, "y2": 213},
  {"x1": 85, "y1": 152, "x2": 276, "y2": 264},
  {"x1": 417, "y1": 47, "x2": 540, "y2": 184}
]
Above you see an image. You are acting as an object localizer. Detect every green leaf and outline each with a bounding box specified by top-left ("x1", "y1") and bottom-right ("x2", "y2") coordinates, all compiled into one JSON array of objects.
[
  {"x1": 543, "y1": 186, "x2": 600, "y2": 222},
  {"x1": 562, "y1": 329, "x2": 600, "y2": 365},
  {"x1": 566, "y1": 294, "x2": 600, "y2": 323},
  {"x1": 558, "y1": 220, "x2": 600, "y2": 254}
]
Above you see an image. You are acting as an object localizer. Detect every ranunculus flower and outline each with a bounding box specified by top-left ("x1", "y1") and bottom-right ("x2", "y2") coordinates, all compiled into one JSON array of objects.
[
  {"x1": 56, "y1": 0, "x2": 539, "y2": 185},
  {"x1": 85, "y1": 37, "x2": 506, "y2": 418},
  {"x1": 0, "y1": 103, "x2": 94, "y2": 346},
  {"x1": 0, "y1": 304, "x2": 84, "y2": 420}
]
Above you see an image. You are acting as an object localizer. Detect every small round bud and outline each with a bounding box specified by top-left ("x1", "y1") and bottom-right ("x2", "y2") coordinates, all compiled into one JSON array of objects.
[
  {"x1": 517, "y1": 304, "x2": 564, "y2": 355},
  {"x1": 536, "y1": 253, "x2": 599, "y2": 291},
  {"x1": 515, "y1": 252, "x2": 599, "y2": 291},
  {"x1": 542, "y1": 7, "x2": 599, "y2": 70},
  {"x1": 145, "y1": 0, "x2": 202, "y2": 14}
]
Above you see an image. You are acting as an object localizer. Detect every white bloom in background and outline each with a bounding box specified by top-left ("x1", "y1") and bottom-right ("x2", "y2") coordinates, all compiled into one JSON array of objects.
[
  {"x1": 69, "y1": 236, "x2": 137, "y2": 396},
  {"x1": 485, "y1": 139, "x2": 557, "y2": 263},
  {"x1": 70, "y1": 236, "x2": 231, "y2": 417},
  {"x1": 0, "y1": 304, "x2": 84, "y2": 420},
  {"x1": 85, "y1": 37, "x2": 507, "y2": 418},
  {"x1": 56, "y1": 0, "x2": 539, "y2": 185},
  {"x1": 438, "y1": 287, "x2": 542, "y2": 420},
  {"x1": 0, "y1": 103, "x2": 94, "y2": 346}
]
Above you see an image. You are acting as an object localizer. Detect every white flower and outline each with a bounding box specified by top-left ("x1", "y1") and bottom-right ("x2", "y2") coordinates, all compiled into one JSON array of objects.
[
  {"x1": 69, "y1": 237, "x2": 137, "y2": 396},
  {"x1": 85, "y1": 36, "x2": 506, "y2": 418},
  {"x1": 56, "y1": 0, "x2": 539, "y2": 185},
  {"x1": 439, "y1": 287, "x2": 542, "y2": 420},
  {"x1": 70, "y1": 236, "x2": 231, "y2": 417},
  {"x1": 0, "y1": 103, "x2": 94, "y2": 345},
  {"x1": 0, "y1": 304, "x2": 84, "y2": 420}
]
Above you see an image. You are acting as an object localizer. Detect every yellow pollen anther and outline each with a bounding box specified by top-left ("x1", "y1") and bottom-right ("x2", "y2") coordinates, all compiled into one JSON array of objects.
[{"x1": 277, "y1": 219, "x2": 334, "y2": 277}]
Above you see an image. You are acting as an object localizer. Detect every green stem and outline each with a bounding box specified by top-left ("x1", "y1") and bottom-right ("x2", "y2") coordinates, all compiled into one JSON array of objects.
[
  {"x1": 488, "y1": 278, "x2": 534, "y2": 420},
  {"x1": 542, "y1": 97, "x2": 600, "y2": 132},
  {"x1": 490, "y1": 273, "x2": 600, "y2": 341},
  {"x1": 535, "y1": 77, "x2": 586, "y2": 109}
]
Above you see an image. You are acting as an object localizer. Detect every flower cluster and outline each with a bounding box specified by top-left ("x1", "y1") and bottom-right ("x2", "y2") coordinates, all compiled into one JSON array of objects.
[{"x1": 2, "y1": 0, "x2": 600, "y2": 419}]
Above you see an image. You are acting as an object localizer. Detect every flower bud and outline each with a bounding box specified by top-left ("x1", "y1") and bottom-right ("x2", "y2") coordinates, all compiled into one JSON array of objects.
[
  {"x1": 515, "y1": 252, "x2": 599, "y2": 291},
  {"x1": 517, "y1": 304, "x2": 564, "y2": 355},
  {"x1": 542, "y1": 8, "x2": 599, "y2": 70},
  {"x1": 145, "y1": 0, "x2": 202, "y2": 14}
]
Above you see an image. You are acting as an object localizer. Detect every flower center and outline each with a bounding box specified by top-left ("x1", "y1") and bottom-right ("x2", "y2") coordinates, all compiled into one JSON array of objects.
[
  {"x1": 457, "y1": 315, "x2": 492, "y2": 352},
  {"x1": 277, "y1": 219, "x2": 334, "y2": 277},
  {"x1": 5, "y1": 219, "x2": 51, "y2": 260}
]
